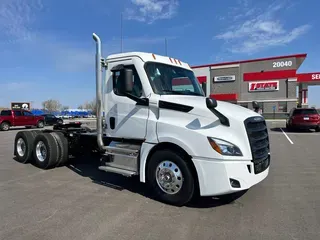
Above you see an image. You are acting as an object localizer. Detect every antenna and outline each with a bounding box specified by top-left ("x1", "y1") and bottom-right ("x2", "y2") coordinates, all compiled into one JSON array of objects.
[
  {"x1": 165, "y1": 38, "x2": 167, "y2": 56},
  {"x1": 120, "y1": 12, "x2": 123, "y2": 53}
]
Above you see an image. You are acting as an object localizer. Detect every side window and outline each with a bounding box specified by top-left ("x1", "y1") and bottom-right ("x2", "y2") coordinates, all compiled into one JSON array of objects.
[
  {"x1": 113, "y1": 65, "x2": 143, "y2": 98},
  {"x1": 0, "y1": 110, "x2": 11, "y2": 116},
  {"x1": 14, "y1": 110, "x2": 22, "y2": 116},
  {"x1": 23, "y1": 111, "x2": 33, "y2": 116}
]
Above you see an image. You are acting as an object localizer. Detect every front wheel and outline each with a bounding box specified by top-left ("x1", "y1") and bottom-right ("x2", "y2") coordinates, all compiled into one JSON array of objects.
[
  {"x1": 147, "y1": 149, "x2": 195, "y2": 206},
  {"x1": 37, "y1": 121, "x2": 44, "y2": 128}
]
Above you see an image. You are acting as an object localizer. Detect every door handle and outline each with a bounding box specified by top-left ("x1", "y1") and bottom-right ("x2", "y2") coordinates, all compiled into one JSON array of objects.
[{"x1": 110, "y1": 117, "x2": 115, "y2": 129}]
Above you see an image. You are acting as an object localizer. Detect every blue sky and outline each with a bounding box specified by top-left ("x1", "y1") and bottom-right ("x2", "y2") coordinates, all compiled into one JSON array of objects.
[{"x1": 0, "y1": 0, "x2": 319, "y2": 109}]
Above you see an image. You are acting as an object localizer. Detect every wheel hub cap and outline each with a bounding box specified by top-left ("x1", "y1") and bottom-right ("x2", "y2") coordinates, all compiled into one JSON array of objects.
[
  {"x1": 36, "y1": 141, "x2": 47, "y2": 162},
  {"x1": 156, "y1": 161, "x2": 183, "y2": 195},
  {"x1": 17, "y1": 138, "x2": 26, "y2": 157}
]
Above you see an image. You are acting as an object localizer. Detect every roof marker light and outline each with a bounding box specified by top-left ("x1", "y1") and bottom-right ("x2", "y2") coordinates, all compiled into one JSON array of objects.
[
  {"x1": 178, "y1": 59, "x2": 182, "y2": 65},
  {"x1": 152, "y1": 53, "x2": 156, "y2": 60},
  {"x1": 169, "y1": 57, "x2": 173, "y2": 63},
  {"x1": 174, "y1": 59, "x2": 178, "y2": 64}
]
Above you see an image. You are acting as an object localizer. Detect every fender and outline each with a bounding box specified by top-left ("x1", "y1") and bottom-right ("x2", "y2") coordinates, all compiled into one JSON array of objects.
[{"x1": 139, "y1": 136, "x2": 195, "y2": 183}]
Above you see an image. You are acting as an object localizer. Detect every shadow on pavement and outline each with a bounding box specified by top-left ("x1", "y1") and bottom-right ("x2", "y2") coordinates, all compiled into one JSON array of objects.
[{"x1": 65, "y1": 155, "x2": 240, "y2": 208}]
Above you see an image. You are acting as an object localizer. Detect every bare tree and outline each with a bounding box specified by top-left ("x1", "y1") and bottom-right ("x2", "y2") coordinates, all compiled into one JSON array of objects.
[
  {"x1": 83, "y1": 98, "x2": 96, "y2": 115},
  {"x1": 61, "y1": 106, "x2": 69, "y2": 111},
  {"x1": 42, "y1": 99, "x2": 62, "y2": 113}
]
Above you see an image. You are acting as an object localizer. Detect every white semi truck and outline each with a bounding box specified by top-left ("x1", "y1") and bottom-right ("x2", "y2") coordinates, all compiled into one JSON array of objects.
[{"x1": 13, "y1": 33, "x2": 270, "y2": 206}]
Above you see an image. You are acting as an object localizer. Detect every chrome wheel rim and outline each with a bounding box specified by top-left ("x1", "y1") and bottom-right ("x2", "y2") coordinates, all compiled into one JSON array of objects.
[
  {"x1": 3, "y1": 123, "x2": 9, "y2": 130},
  {"x1": 17, "y1": 138, "x2": 26, "y2": 157},
  {"x1": 39, "y1": 122, "x2": 44, "y2": 127},
  {"x1": 156, "y1": 161, "x2": 183, "y2": 195},
  {"x1": 36, "y1": 141, "x2": 47, "y2": 162}
]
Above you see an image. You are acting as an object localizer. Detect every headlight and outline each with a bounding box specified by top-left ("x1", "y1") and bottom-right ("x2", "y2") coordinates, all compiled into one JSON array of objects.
[{"x1": 207, "y1": 137, "x2": 243, "y2": 156}]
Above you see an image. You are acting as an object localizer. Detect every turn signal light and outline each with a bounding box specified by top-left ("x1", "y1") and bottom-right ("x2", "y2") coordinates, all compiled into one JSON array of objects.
[{"x1": 208, "y1": 138, "x2": 222, "y2": 154}]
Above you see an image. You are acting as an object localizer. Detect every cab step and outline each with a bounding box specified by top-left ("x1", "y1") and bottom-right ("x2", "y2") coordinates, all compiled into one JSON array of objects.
[
  {"x1": 105, "y1": 146, "x2": 138, "y2": 155},
  {"x1": 100, "y1": 141, "x2": 141, "y2": 173},
  {"x1": 104, "y1": 141, "x2": 141, "y2": 156},
  {"x1": 98, "y1": 166, "x2": 137, "y2": 177}
]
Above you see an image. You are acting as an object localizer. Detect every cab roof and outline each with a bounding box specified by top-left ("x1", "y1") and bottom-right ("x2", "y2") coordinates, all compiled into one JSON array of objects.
[{"x1": 106, "y1": 52, "x2": 192, "y2": 70}]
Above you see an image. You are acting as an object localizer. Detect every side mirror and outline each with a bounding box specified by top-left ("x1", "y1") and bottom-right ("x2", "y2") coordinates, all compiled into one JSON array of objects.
[
  {"x1": 123, "y1": 69, "x2": 133, "y2": 93},
  {"x1": 206, "y1": 97, "x2": 217, "y2": 109}
]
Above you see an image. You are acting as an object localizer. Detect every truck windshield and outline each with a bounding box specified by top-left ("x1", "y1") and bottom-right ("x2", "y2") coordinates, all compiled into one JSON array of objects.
[{"x1": 145, "y1": 62, "x2": 205, "y2": 96}]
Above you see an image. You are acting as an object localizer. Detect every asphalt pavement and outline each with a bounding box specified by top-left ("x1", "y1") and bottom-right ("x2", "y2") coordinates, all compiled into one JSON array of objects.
[{"x1": 0, "y1": 122, "x2": 319, "y2": 240}]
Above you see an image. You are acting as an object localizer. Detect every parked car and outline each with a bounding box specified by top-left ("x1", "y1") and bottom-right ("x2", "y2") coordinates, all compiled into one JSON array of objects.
[
  {"x1": 286, "y1": 108, "x2": 320, "y2": 132},
  {"x1": 41, "y1": 114, "x2": 63, "y2": 125},
  {"x1": 0, "y1": 109, "x2": 45, "y2": 131}
]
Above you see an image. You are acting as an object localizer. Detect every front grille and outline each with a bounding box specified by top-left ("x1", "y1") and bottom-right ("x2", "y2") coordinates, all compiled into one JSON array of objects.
[{"x1": 244, "y1": 116, "x2": 270, "y2": 174}]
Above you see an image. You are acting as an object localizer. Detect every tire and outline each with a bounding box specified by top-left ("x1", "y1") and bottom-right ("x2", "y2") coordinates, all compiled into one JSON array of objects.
[
  {"x1": 31, "y1": 130, "x2": 42, "y2": 136},
  {"x1": 14, "y1": 131, "x2": 37, "y2": 164},
  {"x1": 33, "y1": 133, "x2": 60, "y2": 169},
  {"x1": 146, "y1": 149, "x2": 195, "y2": 206},
  {"x1": 37, "y1": 121, "x2": 44, "y2": 128},
  {"x1": 315, "y1": 126, "x2": 320, "y2": 132},
  {"x1": 0, "y1": 122, "x2": 10, "y2": 131},
  {"x1": 50, "y1": 132, "x2": 69, "y2": 166}
]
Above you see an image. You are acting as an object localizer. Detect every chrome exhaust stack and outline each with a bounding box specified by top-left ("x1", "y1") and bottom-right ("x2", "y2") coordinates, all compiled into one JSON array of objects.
[{"x1": 92, "y1": 33, "x2": 106, "y2": 151}]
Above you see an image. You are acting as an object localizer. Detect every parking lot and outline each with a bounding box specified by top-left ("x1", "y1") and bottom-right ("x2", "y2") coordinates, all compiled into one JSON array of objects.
[{"x1": 0, "y1": 121, "x2": 319, "y2": 240}]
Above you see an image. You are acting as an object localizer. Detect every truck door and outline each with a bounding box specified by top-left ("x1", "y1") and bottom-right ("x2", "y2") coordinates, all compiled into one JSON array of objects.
[
  {"x1": 23, "y1": 111, "x2": 35, "y2": 125},
  {"x1": 106, "y1": 58, "x2": 149, "y2": 140},
  {"x1": 13, "y1": 110, "x2": 24, "y2": 126}
]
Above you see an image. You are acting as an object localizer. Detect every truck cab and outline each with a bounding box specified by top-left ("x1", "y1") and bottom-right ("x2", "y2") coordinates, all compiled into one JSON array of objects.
[
  {"x1": 97, "y1": 40, "x2": 270, "y2": 204},
  {"x1": 12, "y1": 33, "x2": 270, "y2": 206}
]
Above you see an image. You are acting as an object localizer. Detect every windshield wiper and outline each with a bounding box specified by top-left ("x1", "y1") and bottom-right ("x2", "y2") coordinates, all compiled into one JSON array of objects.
[
  {"x1": 161, "y1": 90, "x2": 203, "y2": 96},
  {"x1": 161, "y1": 90, "x2": 184, "y2": 95},
  {"x1": 184, "y1": 91, "x2": 203, "y2": 96}
]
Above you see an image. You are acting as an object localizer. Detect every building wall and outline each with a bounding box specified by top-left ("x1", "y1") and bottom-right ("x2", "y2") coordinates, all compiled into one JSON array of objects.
[
  {"x1": 287, "y1": 80, "x2": 297, "y2": 99},
  {"x1": 241, "y1": 57, "x2": 297, "y2": 73},
  {"x1": 192, "y1": 56, "x2": 300, "y2": 115},
  {"x1": 240, "y1": 79, "x2": 287, "y2": 101},
  {"x1": 239, "y1": 57, "x2": 298, "y2": 102},
  {"x1": 210, "y1": 67, "x2": 240, "y2": 94},
  {"x1": 192, "y1": 67, "x2": 210, "y2": 82}
]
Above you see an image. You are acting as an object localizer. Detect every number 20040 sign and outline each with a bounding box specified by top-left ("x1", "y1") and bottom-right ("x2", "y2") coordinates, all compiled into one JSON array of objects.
[{"x1": 273, "y1": 61, "x2": 293, "y2": 68}]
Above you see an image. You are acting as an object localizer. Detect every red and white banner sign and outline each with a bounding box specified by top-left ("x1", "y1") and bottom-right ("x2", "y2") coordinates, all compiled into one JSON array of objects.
[{"x1": 248, "y1": 81, "x2": 279, "y2": 92}]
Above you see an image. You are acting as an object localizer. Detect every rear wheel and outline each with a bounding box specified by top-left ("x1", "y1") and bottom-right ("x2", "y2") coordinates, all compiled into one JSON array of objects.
[
  {"x1": 0, "y1": 122, "x2": 10, "y2": 131},
  {"x1": 50, "y1": 132, "x2": 69, "y2": 166},
  {"x1": 14, "y1": 131, "x2": 37, "y2": 163},
  {"x1": 33, "y1": 133, "x2": 60, "y2": 169},
  {"x1": 147, "y1": 149, "x2": 195, "y2": 206}
]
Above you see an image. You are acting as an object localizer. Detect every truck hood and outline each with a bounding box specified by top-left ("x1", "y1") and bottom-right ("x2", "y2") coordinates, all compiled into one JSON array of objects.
[{"x1": 159, "y1": 95, "x2": 261, "y2": 122}]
